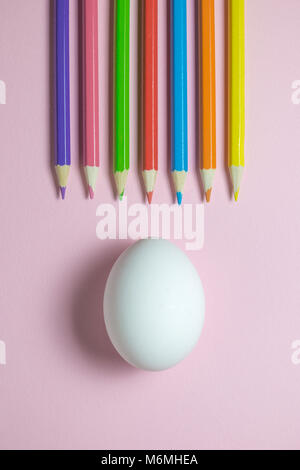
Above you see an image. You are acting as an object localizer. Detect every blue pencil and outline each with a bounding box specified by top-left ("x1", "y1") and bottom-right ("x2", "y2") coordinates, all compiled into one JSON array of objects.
[
  {"x1": 170, "y1": 0, "x2": 188, "y2": 205},
  {"x1": 55, "y1": 0, "x2": 71, "y2": 199}
]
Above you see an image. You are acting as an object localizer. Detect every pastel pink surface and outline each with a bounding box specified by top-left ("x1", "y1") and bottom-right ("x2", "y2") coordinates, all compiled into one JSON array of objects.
[
  {"x1": 83, "y1": 0, "x2": 99, "y2": 167},
  {"x1": 0, "y1": 0, "x2": 300, "y2": 450}
]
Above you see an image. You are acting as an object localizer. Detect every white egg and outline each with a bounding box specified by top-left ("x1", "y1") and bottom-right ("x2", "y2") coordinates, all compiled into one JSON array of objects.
[{"x1": 103, "y1": 239, "x2": 205, "y2": 371}]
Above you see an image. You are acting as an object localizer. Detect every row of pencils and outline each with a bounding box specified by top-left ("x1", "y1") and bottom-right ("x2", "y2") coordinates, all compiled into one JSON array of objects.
[{"x1": 55, "y1": 0, "x2": 245, "y2": 204}]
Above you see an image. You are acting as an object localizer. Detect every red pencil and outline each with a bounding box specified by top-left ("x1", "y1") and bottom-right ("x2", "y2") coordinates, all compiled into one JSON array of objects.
[{"x1": 142, "y1": 0, "x2": 158, "y2": 204}]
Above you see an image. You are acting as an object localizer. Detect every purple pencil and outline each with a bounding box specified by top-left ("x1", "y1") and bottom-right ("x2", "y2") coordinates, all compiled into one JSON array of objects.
[{"x1": 55, "y1": 0, "x2": 71, "y2": 199}]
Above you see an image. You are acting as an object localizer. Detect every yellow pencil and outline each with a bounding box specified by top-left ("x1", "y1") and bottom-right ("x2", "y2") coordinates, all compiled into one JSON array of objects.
[{"x1": 228, "y1": 0, "x2": 245, "y2": 201}]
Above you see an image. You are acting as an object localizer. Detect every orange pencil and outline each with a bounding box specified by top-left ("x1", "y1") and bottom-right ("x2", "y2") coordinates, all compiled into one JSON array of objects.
[{"x1": 200, "y1": 0, "x2": 216, "y2": 203}]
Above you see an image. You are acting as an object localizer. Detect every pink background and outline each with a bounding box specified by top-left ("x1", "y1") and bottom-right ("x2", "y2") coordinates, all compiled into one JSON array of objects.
[{"x1": 1, "y1": 0, "x2": 300, "y2": 450}]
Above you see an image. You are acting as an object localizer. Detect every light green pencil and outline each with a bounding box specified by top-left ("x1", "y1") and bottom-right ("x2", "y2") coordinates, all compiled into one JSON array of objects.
[{"x1": 114, "y1": 0, "x2": 130, "y2": 199}]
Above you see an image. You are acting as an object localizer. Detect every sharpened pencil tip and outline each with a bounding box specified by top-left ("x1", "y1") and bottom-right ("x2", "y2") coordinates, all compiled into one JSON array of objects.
[
  {"x1": 88, "y1": 186, "x2": 94, "y2": 200},
  {"x1": 60, "y1": 186, "x2": 66, "y2": 200},
  {"x1": 119, "y1": 191, "x2": 124, "y2": 201},
  {"x1": 176, "y1": 192, "x2": 183, "y2": 206},
  {"x1": 205, "y1": 188, "x2": 212, "y2": 203},
  {"x1": 234, "y1": 190, "x2": 240, "y2": 202},
  {"x1": 147, "y1": 191, "x2": 153, "y2": 204}
]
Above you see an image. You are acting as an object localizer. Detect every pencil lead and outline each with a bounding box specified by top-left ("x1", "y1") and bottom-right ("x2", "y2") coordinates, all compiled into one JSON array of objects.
[
  {"x1": 146, "y1": 192, "x2": 153, "y2": 204},
  {"x1": 229, "y1": 167, "x2": 243, "y2": 202},
  {"x1": 205, "y1": 188, "x2": 212, "y2": 203},
  {"x1": 176, "y1": 192, "x2": 183, "y2": 206},
  {"x1": 88, "y1": 186, "x2": 94, "y2": 200},
  {"x1": 84, "y1": 167, "x2": 99, "y2": 199},
  {"x1": 114, "y1": 171, "x2": 128, "y2": 200},
  {"x1": 60, "y1": 186, "x2": 66, "y2": 200}
]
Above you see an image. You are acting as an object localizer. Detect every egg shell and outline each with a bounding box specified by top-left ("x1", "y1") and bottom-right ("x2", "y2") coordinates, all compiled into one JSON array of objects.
[{"x1": 104, "y1": 239, "x2": 205, "y2": 371}]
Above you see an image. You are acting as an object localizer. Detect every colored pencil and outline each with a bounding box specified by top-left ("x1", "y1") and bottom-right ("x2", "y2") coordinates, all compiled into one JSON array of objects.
[
  {"x1": 55, "y1": 0, "x2": 71, "y2": 200},
  {"x1": 228, "y1": 0, "x2": 245, "y2": 201},
  {"x1": 114, "y1": 0, "x2": 130, "y2": 200},
  {"x1": 170, "y1": 0, "x2": 188, "y2": 206},
  {"x1": 142, "y1": 0, "x2": 158, "y2": 204},
  {"x1": 200, "y1": 0, "x2": 216, "y2": 203},
  {"x1": 83, "y1": 0, "x2": 100, "y2": 199}
]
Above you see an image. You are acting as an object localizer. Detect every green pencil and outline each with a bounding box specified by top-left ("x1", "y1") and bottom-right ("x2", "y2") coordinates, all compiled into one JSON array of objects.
[{"x1": 114, "y1": 0, "x2": 130, "y2": 199}]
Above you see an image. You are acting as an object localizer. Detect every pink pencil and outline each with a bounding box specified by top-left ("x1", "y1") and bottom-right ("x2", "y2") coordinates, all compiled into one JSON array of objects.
[{"x1": 83, "y1": 0, "x2": 100, "y2": 199}]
